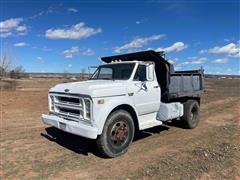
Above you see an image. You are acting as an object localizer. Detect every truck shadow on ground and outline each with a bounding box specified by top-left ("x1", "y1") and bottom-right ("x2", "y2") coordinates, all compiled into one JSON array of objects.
[
  {"x1": 41, "y1": 125, "x2": 171, "y2": 158},
  {"x1": 163, "y1": 119, "x2": 185, "y2": 129}
]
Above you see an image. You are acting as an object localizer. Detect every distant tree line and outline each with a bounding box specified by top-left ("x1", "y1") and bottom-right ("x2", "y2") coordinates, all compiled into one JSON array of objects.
[
  {"x1": 1, "y1": 48, "x2": 91, "y2": 80},
  {"x1": 0, "y1": 49, "x2": 26, "y2": 79},
  {"x1": 63, "y1": 68, "x2": 88, "y2": 80}
]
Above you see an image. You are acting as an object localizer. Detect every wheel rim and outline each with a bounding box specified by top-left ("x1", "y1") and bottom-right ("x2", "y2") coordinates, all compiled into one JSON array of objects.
[
  {"x1": 190, "y1": 106, "x2": 197, "y2": 122},
  {"x1": 110, "y1": 121, "x2": 129, "y2": 147}
]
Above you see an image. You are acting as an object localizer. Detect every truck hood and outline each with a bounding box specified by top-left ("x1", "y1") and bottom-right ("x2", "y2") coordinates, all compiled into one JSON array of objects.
[{"x1": 49, "y1": 80, "x2": 127, "y2": 98}]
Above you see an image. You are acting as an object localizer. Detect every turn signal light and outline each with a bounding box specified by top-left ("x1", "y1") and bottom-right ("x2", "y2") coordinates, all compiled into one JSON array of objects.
[{"x1": 97, "y1": 99, "x2": 104, "y2": 104}]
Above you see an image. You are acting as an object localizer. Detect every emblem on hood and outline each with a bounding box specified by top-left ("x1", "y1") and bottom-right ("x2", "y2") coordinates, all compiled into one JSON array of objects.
[{"x1": 64, "y1": 89, "x2": 70, "y2": 92}]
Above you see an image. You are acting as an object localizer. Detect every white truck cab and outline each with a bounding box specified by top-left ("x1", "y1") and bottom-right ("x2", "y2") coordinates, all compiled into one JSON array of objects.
[{"x1": 42, "y1": 50, "x2": 204, "y2": 157}]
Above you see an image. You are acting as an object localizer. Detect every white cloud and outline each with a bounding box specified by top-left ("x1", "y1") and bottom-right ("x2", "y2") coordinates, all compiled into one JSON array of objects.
[
  {"x1": 205, "y1": 66, "x2": 239, "y2": 75},
  {"x1": 14, "y1": 42, "x2": 28, "y2": 47},
  {"x1": 67, "y1": 8, "x2": 78, "y2": 13},
  {"x1": 28, "y1": 11, "x2": 45, "y2": 20},
  {"x1": 32, "y1": 46, "x2": 52, "y2": 52},
  {"x1": 0, "y1": 32, "x2": 12, "y2": 38},
  {"x1": 0, "y1": 18, "x2": 27, "y2": 37},
  {"x1": 181, "y1": 61, "x2": 190, "y2": 65},
  {"x1": 224, "y1": 37, "x2": 234, "y2": 42},
  {"x1": 62, "y1": 46, "x2": 80, "y2": 58},
  {"x1": 82, "y1": 48, "x2": 95, "y2": 56},
  {"x1": 45, "y1": 22, "x2": 102, "y2": 40},
  {"x1": 28, "y1": 6, "x2": 57, "y2": 20},
  {"x1": 212, "y1": 58, "x2": 228, "y2": 64},
  {"x1": 174, "y1": 66, "x2": 183, "y2": 71},
  {"x1": 156, "y1": 42, "x2": 188, "y2": 53},
  {"x1": 200, "y1": 43, "x2": 240, "y2": 57},
  {"x1": 229, "y1": 52, "x2": 240, "y2": 58},
  {"x1": 37, "y1": 57, "x2": 42, "y2": 60},
  {"x1": 178, "y1": 57, "x2": 208, "y2": 66},
  {"x1": 0, "y1": 18, "x2": 22, "y2": 31},
  {"x1": 113, "y1": 34, "x2": 165, "y2": 53},
  {"x1": 190, "y1": 57, "x2": 208, "y2": 64},
  {"x1": 168, "y1": 60, "x2": 175, "y2": 64},
  {"x1": 135, "y1": 18, "x2": 147, "y2": 25},
  {"x1": 136, "y1": 21, "x2": 141, "y2": 25},
  {"x1": 167, "y1": 57, "x2": 179, "y2": 64},
  {"x1": 62, "y1": 47, "x2": 95, "y2": 58},
  {"x1": 16, "y1": 25, "x2": 27, "y2": 32},
  {"x1": 36, "y1": 57, "x2": 44, "y2": 63},
  {"x1": 187, "y1": 56, "x2": 197, "y2": 60}
]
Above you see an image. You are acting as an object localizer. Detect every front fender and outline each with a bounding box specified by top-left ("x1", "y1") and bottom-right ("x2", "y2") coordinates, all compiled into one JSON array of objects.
[{"x1": 93, "y1": 95, "x2": 137, "y2": 135}]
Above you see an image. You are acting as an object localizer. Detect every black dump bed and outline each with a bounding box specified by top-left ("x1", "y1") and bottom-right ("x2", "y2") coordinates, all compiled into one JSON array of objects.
[
  {"x1": 169, "y1": 70, "x2": 204, "y2": 99},
  {"x1": 102, "y1": 50, "x2": 204, "y2": 101}
]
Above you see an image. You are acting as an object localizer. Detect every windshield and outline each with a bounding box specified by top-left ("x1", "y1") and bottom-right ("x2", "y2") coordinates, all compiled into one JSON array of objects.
[{"x1": 90, "y1": 63, "x2": 135, "y2": 80}]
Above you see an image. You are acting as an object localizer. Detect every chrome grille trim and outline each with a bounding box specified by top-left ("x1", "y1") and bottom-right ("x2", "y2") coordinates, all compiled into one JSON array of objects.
[
  {"x1": 49, "y1": 93, "x2": 88, "y2": 122},
  {"x1": 55, "y1": 103, "x2": 83, "y2": 110}
]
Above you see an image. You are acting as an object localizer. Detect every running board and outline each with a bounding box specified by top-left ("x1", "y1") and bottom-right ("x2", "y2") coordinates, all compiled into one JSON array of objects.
[{"x1": 138, "y1": 112, "x2": 162, "y2": 130}]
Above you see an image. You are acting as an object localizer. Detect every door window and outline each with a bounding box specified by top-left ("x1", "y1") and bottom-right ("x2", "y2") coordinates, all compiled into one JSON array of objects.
[{"x1": 134, "y1": 65, "x2": 146, "y2": 81}]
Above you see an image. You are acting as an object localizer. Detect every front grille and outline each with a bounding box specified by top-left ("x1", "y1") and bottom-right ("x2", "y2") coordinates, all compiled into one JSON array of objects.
[
  {"x1": 56, "y1": 96, "x2": 80, "y2": 105},
  {"x1": 58, "y1": 107, "x2": 80, "y2": 115},
  {"x1": 49, "y1": 93, "x2": 86, "y2": 122}
]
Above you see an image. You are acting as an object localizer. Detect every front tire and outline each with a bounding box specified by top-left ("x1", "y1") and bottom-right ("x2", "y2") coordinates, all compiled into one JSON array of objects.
[
  {"x1": 96, "y1": 110, "x2": 135, "y2": 158},
  {"x1": 182, "y1": 100, "x2": 200, "y2": 129}
]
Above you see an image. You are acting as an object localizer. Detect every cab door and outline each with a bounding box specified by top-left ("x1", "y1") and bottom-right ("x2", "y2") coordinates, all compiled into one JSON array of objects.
[{"x1": 131, "y1": 64, "x2": 160, "y2": 115}]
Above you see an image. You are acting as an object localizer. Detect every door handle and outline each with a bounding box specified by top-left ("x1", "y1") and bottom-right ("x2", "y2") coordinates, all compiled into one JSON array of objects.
[{"x1": 154, "y1": 85, "x2": 159, "y2": 88}]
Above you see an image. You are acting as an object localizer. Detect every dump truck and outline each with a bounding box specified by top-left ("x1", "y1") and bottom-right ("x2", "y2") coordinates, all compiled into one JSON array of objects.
[{"x1": 42, "y1": 50, "x2": 204, "y2": 157}]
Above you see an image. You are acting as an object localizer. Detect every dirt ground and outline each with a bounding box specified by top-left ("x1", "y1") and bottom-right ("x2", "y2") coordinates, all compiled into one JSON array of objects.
[{"x1": 0, "y1": 77, "x2": 240, "y2": 179}]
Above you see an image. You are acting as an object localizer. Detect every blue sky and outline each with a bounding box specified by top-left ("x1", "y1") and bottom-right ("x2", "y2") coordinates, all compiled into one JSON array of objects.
[{"x1": 0, "y1": 0, "x2": 239, "y2": 74}]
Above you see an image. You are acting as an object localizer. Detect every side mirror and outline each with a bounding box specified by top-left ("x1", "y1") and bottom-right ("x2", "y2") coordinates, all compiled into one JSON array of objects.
[{"x1": 147, "y1": 64, "x2": 154, "y2": 81}]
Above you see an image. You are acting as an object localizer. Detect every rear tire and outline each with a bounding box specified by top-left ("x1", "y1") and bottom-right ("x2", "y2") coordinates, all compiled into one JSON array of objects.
[
  {"x1": 182, "y1": 100, "x2": 200, "y2": 129},
  {"x1": 96, "y1": 110, "x2": 135, "y2": 158}
]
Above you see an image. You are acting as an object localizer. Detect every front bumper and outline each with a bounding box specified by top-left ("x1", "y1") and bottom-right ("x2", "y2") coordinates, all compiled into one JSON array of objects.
[{"x1": 41, "y1": 114, "x2": 98, "y2": 139}]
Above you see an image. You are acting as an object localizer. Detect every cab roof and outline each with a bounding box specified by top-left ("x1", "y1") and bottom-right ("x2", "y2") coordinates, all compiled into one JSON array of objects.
[
  {"x1": 101, "y1": 50, "x2": 170, "y2": 66},
  {"x1": 101, "y1": 60, "x2": 151, "y2": 65}
]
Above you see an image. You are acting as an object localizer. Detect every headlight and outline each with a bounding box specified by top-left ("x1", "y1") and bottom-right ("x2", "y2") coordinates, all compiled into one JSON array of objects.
[{"x1": 84, "y1": 99, "x2": 91, "y2": 120}]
